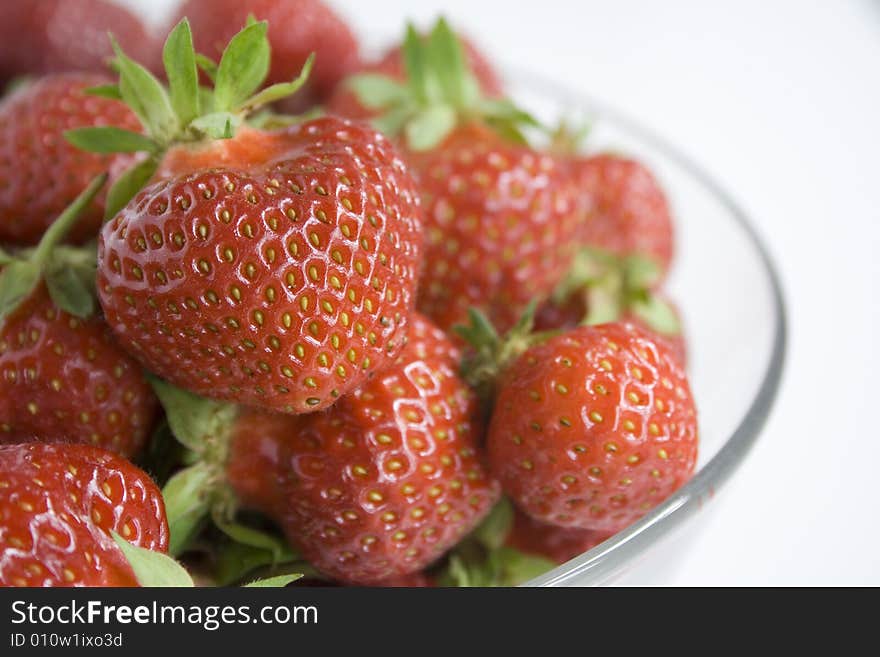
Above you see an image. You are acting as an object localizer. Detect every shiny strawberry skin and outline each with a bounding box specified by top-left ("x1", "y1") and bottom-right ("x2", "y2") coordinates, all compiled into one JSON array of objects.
[
  {"x1": 97, "y1": 118, "x2": 422, "y2": 414},
  {"x1": 534, "y1": 293, "x2": 688, "y2": 366},
  {"x1": 0, "y1": 0, "x2": 159, "y2": 85},
  {"x1": 0, "y1": 285, "x2": 157, "y2": 458},
  {"x1": 506, "y1": 509, "x2": 610, "y2": 564},
  {"x1": 236, "y1": 313, "x2": 499, "y2": 585},
  {"x1": 487, "y1": 322, "x2": 698, "y2": 533},
  {"x1": 173, "y1": 0, "x2": 360, "y2": 111},
  {"x1": 412, "y1": 125, "x2": 580, "y2": 335},
  {"x1": 0, "y1": 73, "x2": 141, "y2": 245},
  {"x1": 0, "y1": 442, "x2": 169, "y2": 587},
  {"x1": 327, "y1": 36, "x2": 502, "y2": 122},
  {"x1": 574, "y1": 154, "x2": 674, "y2": 277}
]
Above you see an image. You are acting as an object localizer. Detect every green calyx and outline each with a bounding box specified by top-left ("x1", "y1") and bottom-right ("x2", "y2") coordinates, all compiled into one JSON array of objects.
[
  {"x1": 346, "y1": 17, "x2": 538, "y2": 151},
  {"x1": 111, "y1": 531, "x2": 302, "y2": 588},
  {"x1": 553, "y1": 247, "x2": 681, "y2": 335},
  {"x1": 147, "y1": 378, "x2": 293, "y2": 569},
  {"x1": 437, "y1": 498, "x2": 556, "y2": 587},
  {"x1": 455, "y1": 301, "x2": 557, "y2": 392},
  {"x1": 0, "y1": 174, "x2": 107, "y2": 326},
  {"x1": 64, "y1": 17, "x2": 315, "y2": 220}
]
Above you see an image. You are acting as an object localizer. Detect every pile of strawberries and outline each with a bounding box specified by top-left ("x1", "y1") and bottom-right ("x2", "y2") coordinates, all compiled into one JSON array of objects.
[{"x1": 0, "y1": 0, "x2": 698, "y2": 588}]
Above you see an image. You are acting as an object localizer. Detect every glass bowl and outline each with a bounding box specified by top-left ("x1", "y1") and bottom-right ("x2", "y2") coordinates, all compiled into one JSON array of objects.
[{"x1": 504, "y1": 71, "x2": 787, "y2": 585}]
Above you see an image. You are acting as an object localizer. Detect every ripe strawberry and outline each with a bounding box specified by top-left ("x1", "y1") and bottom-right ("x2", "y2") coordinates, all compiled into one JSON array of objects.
[
  {"x1": 0, "y1": 442, "x2": 169, "y2": 587},
  {"x1": 72, "y1": 20, "x2": 422, "y2": 414},
  {"x1": 171, "y1": 0, "x2": 360, "y2": 111},
  {"x1": 0, "y1": 284, "x2": 157, "y2": 458},
  {"x1": 327, "y1": 28, "x2": 502, "y2": 121},
  {"x1": 0, "y1": 73, "x2": 141, "y2": 245},
  {"x1": 572, "y1": 153, "x2": 674, "y2": 278},
  {"x1": 506, "y1": 509, "x2": 610, "y2": 564},
  {"x1": 411, "y1": 124, "x2": 579, "y2": 335},
  {"x1": 0, "y1": 175, "x2": 156, "y2": 458},
  {"x1": 486, "y1": 322, "x2": 698, "y2": 533},
  {"x1": 224, "y1": 313, "x2": 500, "y2": 584},
  {"x1": 0, "y1": 0, "x2": 158, "y2": 85},
  {"x1": 342, "y1": 19, "x2": 580, "y2": 335}
]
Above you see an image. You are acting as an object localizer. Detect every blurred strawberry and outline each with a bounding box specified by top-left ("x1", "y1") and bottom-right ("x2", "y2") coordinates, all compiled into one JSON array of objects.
[
  {"x1": 0, "y1": 73, "x2": 140, "y2": 245},
  {"x1": 0, "y1": 0, "x2": 159, "y2": 86},
  {"x1": 506, "y1": 509, "x2": 610, "y2": 564}
]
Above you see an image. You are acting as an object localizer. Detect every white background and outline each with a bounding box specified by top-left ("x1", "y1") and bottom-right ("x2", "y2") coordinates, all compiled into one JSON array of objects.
[{"x1": 124, "y1": 0, "x2": 880, "y2": 585}]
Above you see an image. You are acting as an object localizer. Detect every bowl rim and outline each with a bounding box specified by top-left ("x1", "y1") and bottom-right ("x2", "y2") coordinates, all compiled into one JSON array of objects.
[{"x1": 512, "y1": 71, "x2": 789, "y2": 586}]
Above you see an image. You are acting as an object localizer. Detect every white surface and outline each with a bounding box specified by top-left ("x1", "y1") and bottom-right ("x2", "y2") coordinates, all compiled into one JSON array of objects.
[{"x1": 122, "y1": 0, "x2": 880, "y2": 585}]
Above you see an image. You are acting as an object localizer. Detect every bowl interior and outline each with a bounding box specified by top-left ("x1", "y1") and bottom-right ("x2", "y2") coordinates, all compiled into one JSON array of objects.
[{"x1": 509, "y1": 71, "x2": 787, "y2": 585}]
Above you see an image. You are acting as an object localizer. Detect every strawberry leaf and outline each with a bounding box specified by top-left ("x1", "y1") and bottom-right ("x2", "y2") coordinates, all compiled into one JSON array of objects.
[
  {"x1": 163, "y1": 18, "x2": 200, "y2": 127},
  {"x1": 630, "y1": 294, "x2": 681, "y2": 336},
  {"x1": 472, "y1": 498, "x2": 514, "y2": 551},
  {"x1": 189, "y1": 112, "x2": 240, "y2": 139},
  {"x1": 84, "y1": 84, "x2": 123, "y2": 100},
  {"x1": 112, "y1": 532, "x2": 195, "y2": 587},
  {"x1": 44, "y1": 263, "x2": 95, "y2": 318},
  {"x1": 212, "y1": 511, "x2": 289, "y2": 562},
  {"x1": 195, "y1": 53, "x2": 219, "y2": 83},
  {"x1": 243, "y1": 574, "x2": 303, "y2": 588},
  {"x1": 64, "y1": 126, "x2": 159, "y2": 154},
  {"x1": 163, "y1": 462, "x2": 216, "y2": 556},
  {"x1": 213, "y1": 20, "x2": 270, "y2": 112},
  {"x1": 0, "y1": 261, "x2": 40, "y2": 324},
  {"x1": 426, "y1": 17, "x2": 474, "y2": 108},
  {"x1": 111, "y1": 36, "x2": 179, "y2": 143},
  {"x1": 104, "y1": 157, "x2": 158, "y2": 220},
  {"x1": 148, "y1": 377, "x2": 238, "y2": 455},
  {"x1": 239, "y1": 53, "x2": 314, "y2": 112},
  {"x1": 404, "y1": 104, "x2": 457, "y2": 151},
  {"x1": 346, "y1": 73, "x2": 410, "y2": 110},
  {"x1": 402, "y1": 23, "x2": 429, "y2": 103}
]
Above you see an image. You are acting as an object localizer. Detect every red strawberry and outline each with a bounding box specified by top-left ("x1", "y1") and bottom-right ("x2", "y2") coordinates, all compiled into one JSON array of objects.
[
  {"x1": 98, "y1": 117, "x2": 421, "y2": 414},
  {"x1": 0, "y1": 442, "x2": 169, "y2": 587},
  {"x1": 486, "y1": 322, "x2": 698, "y2": 533},
  {"x1": 0, "y1": 284, "x2": 157, "y2": 458},
  {"x1": 171, "y1": 0, "x2": 360, "y2": 111},
  {"x1": 327, "y1": 29, "x2": 502, "y2": 121},
  {"x1": 506, "y1": 509, "x2": 610, "y2": 564},
  {"x1": 340, "y1": 20, "x2": 580, "y2": 336},
  {"x1": 572, "y1": 154, "x2": 674, "y2": 278},
  {"x1": 411, "y1": 123, "x2": 579, "y2": 335},
  {"x1": 226, "y1": 313, "x2": 500, "y2": 584},
  {"x1": 0, "y1": 73, "x2": 141, "y2": 245},
  {"x1": 0, "y1": 175, "x2": 156, "y2": 458},
  {"x1": 75, "y1": 21, "x2": 422, "y2": 414},
  {"x1": 0, "y1": 0, "x2": 159, "y2": 85}
]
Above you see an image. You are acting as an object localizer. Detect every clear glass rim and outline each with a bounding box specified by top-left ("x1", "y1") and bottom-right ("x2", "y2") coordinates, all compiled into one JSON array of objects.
[{"x1": 509, "y1": 70, "x2": 789, "y2": 586}]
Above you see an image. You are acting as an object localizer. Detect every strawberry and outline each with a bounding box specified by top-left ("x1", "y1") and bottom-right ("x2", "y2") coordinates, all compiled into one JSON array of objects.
[
  {"x1": 0, "y1": 284, "x2": 157, "y2": 457},
  {"x1": 239, "y1": 313, "x2": 499, "y2": 584},
  {"x1": 0, "y1": 442, "x2": 169, "y2": 587},
  {"x1": 0, "y1": 73, "x2": 141, "y2": 245},
  {"x1": 0, "y1": 175, "x2": 156, "y2": 458},
  {"x1": 154, "y1": 313, "x2": 499, "y2": 584},
  {"x1": 570, "y1": 152, "x2": 674, "y2": 279},
  {"x1": 533, "y1": 248, "x2": 688, "y2": 365},
  {"x1": 69, "y1": 20, "x2": 422, "y2": 414},
  {"x1": 327, "y1": 26, "x2": 502, "y2": 122},
  {"x1": 485, "y1": 321, "x2": 698, "y2": 533},
  {"x1": 506, "y1": 509, "x2": 610, "y2": 564},
  {"x1": 343, "y1": 19, "x2": 580, "y2": 336},
  {"x1": 170, "y1": 0, "x2": 360, "y2": 111},
  {"x1": 0, "y1": 0, "x2": 159, "y2": 86}
]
